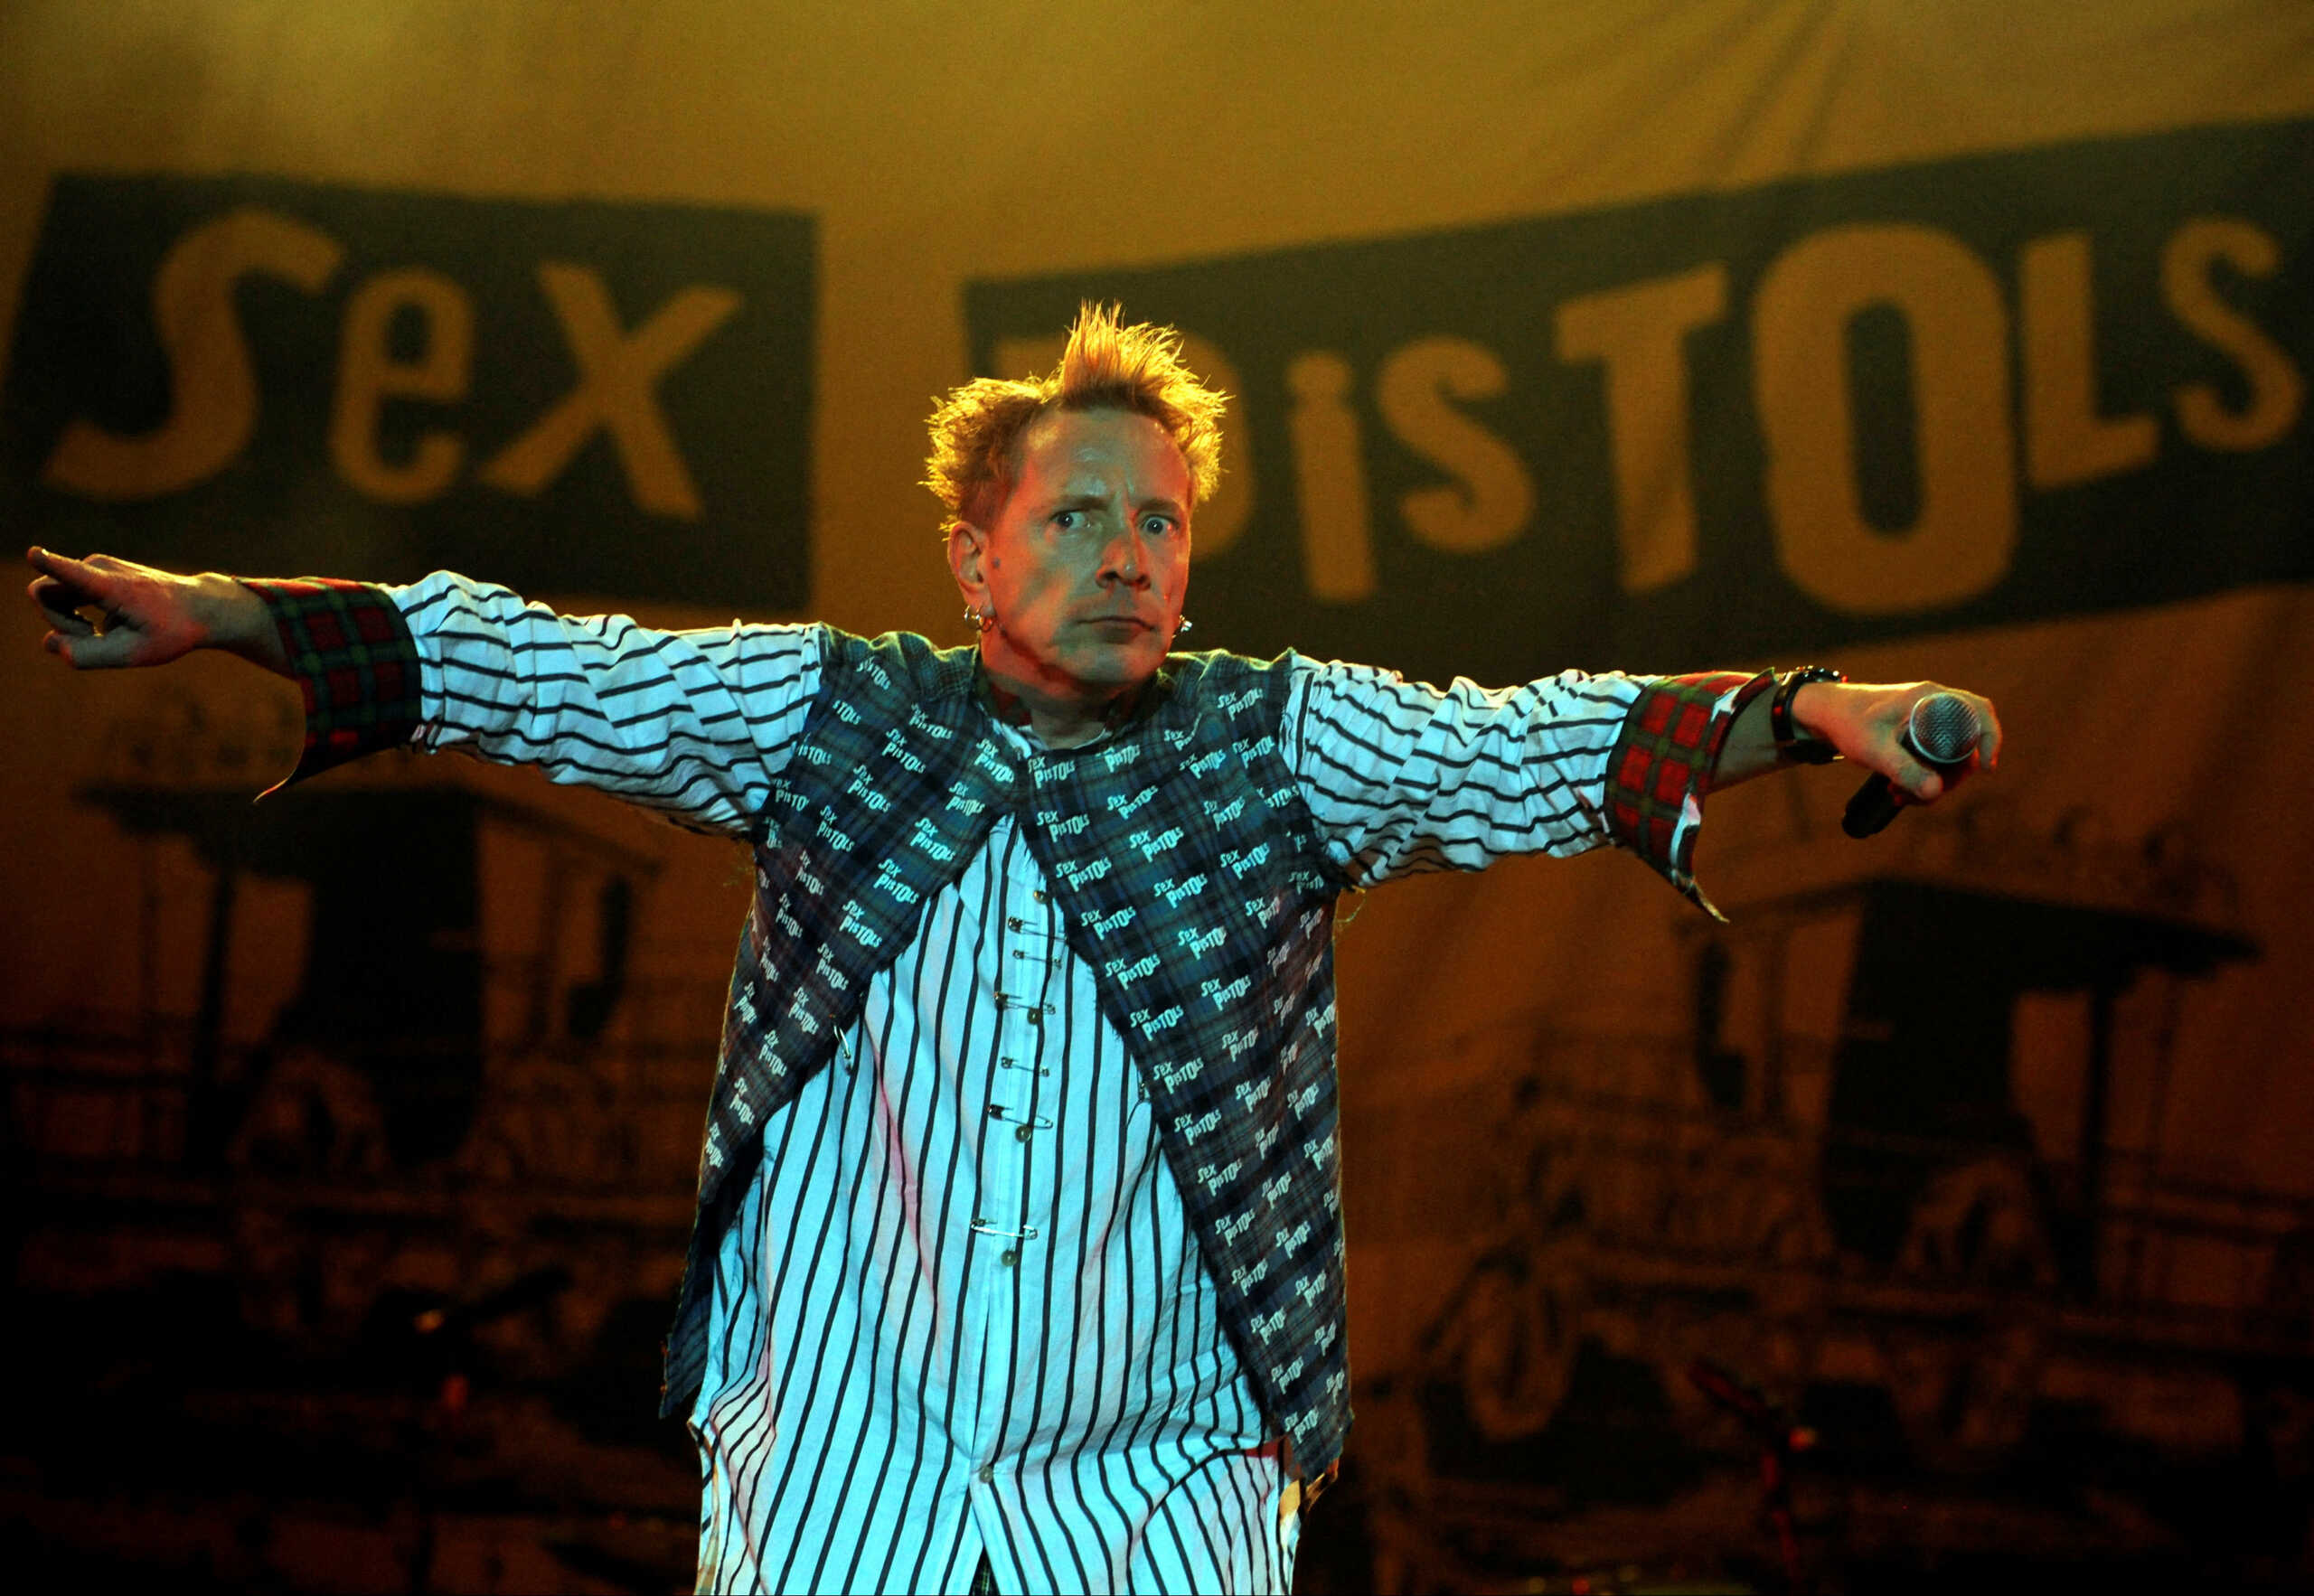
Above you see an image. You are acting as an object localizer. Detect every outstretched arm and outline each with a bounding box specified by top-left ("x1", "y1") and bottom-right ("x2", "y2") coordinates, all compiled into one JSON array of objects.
[
  {"x1": 25, "y1": 546, "x2": 290, "y2": 674},
  {"x1": 1285, "y1": 658, "x2": 2004, "y2": 916},
  {"x1": 1286, "y1": 658, "x2": 1651, "y2": 885},
  {"x1": 27, "y1": 547, "x2": 823, "y2": 837}
]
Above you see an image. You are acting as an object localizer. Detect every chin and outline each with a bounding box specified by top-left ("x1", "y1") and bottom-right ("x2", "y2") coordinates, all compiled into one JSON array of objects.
[{"x1": 1068, "y1": 640, "x2": 1166, "y2": 687}]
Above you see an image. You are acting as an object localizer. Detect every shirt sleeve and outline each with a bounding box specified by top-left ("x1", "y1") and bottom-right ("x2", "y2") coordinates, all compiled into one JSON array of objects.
[
  {"x1": 246, "y1": 570, "x2": 823, "y2": 839},
  {"x1": 1281, "y1": 655, "x2": 1771, "y2": 916}
]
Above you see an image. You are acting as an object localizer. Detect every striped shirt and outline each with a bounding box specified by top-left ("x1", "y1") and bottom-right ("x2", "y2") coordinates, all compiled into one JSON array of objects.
[{"x1": 379, "y1": 573, "x2": 1668, "y2": 1596}]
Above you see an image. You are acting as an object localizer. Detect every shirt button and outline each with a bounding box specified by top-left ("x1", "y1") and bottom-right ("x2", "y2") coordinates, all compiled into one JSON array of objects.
[
  {"x1": 1000, "y1": 1248, "x2": 1019, "y2": 1267},
  {"x1": 1014, "y1": 1125, "x2": 1031, "y2": 1142},
  {"x1": 976, "y1": 1464, "x2": 995, "y2": 1484}
]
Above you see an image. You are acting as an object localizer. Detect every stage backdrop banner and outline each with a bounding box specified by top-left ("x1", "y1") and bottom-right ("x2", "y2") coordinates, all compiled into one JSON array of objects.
[
  {"x1": 0, "y1": 173, "x2": 815, "y2": 609},
  {"x1": 5, "y1": 5, "x2": 2314, "y2": 1583},
  {"x1": 972, "y1": 117, "x2": 2311, "y2": 686}
]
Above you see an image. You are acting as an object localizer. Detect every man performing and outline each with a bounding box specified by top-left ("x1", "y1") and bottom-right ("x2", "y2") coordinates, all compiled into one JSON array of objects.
[{"x1": 26, "y1": 304, "x2": 1999, "y2": 1595}]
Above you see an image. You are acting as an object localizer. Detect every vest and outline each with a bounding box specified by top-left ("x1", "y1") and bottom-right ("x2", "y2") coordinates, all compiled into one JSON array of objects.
[{"x1": 658, "y1": 628, "x2": 1359, "y2": 1473}]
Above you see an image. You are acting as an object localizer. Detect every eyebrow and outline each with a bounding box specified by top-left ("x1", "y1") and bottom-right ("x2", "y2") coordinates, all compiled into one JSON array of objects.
[{"x1": 1040, "y1": 492, "x2": 1190, "y2": 519}]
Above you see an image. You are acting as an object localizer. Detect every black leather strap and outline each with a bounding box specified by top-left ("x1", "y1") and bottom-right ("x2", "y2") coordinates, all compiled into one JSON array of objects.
[{"x1": 1772, "y1": 666, "x2": 1845, "y2": 764}]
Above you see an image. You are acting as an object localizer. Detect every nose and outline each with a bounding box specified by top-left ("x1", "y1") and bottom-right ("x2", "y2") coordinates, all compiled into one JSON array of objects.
[{"x1": 1099, "y1": 521, "x2": 1150, "y2": 587}]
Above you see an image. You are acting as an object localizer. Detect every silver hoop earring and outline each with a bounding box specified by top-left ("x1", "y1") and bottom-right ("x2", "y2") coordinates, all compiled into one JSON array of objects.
[
  {"x1": 965, "y1": 605, "x2": 995, "y2": 634},
  {"x1": 1174, "y1": 616, "x2": 1194, "y2": 636}
]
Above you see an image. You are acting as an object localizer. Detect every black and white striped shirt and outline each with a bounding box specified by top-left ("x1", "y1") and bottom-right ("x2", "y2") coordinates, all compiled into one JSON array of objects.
[{"x1": 390, "y1": 573, "x2": 1651, "y2": 1595}]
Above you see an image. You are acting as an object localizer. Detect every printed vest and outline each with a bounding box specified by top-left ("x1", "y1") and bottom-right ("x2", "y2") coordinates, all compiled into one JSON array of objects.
[{"x1": 659, "y1": 628, "x2": 1359, "y2": 1472}]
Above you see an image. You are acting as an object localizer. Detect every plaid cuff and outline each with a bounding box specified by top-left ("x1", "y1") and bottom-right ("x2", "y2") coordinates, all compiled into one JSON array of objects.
[
  {"x1": 1604, "y1": 669, "x2": 1774, "y2": 919},
  {"x1": 242, "y1": 577, "x2": 422, "y2": 792}
]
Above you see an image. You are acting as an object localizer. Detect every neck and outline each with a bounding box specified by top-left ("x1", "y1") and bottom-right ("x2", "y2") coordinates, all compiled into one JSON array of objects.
[{"x1": 977, "y1": 643, "x2": 1144, "y2": 748}]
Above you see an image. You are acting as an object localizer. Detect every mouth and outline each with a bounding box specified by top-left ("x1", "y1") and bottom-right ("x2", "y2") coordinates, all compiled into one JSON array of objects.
[{"x1": 1078, "y1": 615, "x2": 1154, "y2": 634}]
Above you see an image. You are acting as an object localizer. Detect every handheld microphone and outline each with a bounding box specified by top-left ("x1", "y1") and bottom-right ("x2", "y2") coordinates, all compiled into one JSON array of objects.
[{"x1": 1841, "y1": 691, "x2": 1980, "y2": 839}]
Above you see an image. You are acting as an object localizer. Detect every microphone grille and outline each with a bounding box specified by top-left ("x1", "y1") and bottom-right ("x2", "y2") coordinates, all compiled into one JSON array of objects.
[{"x1": 1906, "y1": 692, "x2": 1981, "y2": 765}]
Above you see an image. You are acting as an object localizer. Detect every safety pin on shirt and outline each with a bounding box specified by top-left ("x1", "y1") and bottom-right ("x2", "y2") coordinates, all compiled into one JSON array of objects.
[
  {"x1": 970, "y1": 1217, "x2": 1041, "y2": 1239},
  {"x1": 992, "y1": 992, "x2": 1056, "y2": 1021}
]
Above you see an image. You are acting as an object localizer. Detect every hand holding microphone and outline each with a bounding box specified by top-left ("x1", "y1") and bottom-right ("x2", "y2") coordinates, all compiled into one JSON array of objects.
[
  {"x1": 1766, "y1": 671, "x2": 2000, "y2": 835},
  {"x1": 1841, "y1": 690, "x2": 1987, "y2": 838}
]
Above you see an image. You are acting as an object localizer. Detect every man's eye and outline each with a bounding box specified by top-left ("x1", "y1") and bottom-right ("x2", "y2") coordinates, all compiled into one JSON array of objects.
[
  {"x1": 1053, "y1": 511, "x2": 1080, "y2": 530},
  {"x1": 1142, "y1": 516, "x2": 1176, "y2": 537}
]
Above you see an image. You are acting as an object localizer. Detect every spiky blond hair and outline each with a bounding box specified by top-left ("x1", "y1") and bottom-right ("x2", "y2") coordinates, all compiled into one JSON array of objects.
[{"x1": 923, "y1": 302, "x2": 1227, "y2": 531}]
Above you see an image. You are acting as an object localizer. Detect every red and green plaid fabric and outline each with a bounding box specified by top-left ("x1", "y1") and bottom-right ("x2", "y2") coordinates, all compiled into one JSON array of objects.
[
  {"x1": 242, "y1": 577, "x2": 422, "y2": 789},
  {"x1": 1605, "y1": 669, "x2": 1773, "y2": 915}
]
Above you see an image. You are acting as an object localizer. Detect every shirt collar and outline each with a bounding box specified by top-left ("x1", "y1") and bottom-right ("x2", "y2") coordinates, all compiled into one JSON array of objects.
[{"x1": 974, "y1": 658, "x2": 1171, "y2": 746}]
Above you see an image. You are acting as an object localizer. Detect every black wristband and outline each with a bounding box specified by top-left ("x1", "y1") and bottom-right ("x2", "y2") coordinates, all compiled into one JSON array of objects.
[{"x1": 1772, "y1": 667, "x2": 1845, "y2": 764}]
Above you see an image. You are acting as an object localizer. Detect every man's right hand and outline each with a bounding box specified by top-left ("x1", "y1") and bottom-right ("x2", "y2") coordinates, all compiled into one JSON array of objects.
[{"x1": 24, "y1": 547, "x2": 289, "y2": 674}]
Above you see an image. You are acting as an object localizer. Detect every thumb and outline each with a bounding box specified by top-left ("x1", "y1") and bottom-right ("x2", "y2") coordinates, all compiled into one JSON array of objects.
[
  {"x1": 53, "y1": 623, "x2": 146, "y2": 671},
  {"x1": 1878, "y1": 741, "x2": 1944, "y2": 803}
]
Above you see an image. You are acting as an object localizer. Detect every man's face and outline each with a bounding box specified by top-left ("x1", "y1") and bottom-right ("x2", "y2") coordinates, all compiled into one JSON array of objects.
[{"x1": 951, "y1": 407, "x2": 1192, "y2": 697}]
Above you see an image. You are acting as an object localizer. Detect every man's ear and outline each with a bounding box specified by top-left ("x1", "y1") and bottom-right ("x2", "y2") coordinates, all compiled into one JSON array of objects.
[{"x1": 946, "y1": 519, "x2": 990, "y2": 606}]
